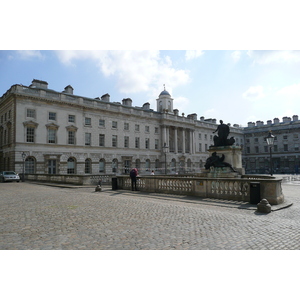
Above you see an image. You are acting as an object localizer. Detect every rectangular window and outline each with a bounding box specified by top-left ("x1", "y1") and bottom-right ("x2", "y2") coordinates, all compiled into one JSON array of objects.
[
  {"x1": 49, "y1": 112, "x2": 56, "y2": 121},
  {"x1": 145, "y1": 126, "x2": 150, "y2": 133},
  {"x1": 294, "y1": 134, "x2": 298, "y2": 139},
  {"x1": 264, "y1": 146, "x2": 268, "y2": 152},
  {"x1": 295, "y1": 144, "x2": 299, "y2": 151},
  {"x1": 135, "y1": 124, "x2": 140, "y2": 131},
  {"x1": 112, "y1": 121, "x2": 118, "y2": 129},
  {"x1": 124, "y1": 122, "x2": 129, "y2": 130},
  {"x1": 145, "y1": 138, "x2": 150, "y2": 149},
  {"x1": 204, "y1": 134, "x2": 207, "y2": 140},
  {"x1": 48, "y1": 129, "x2": 56, "y2": 144},
  {"x1": 85, "y1": 133, "x2": 91, "y2": 145},
  {"x1": 283, "y1": 135, "x2": 288, "y2": 140},
  {"x1": 199, "y1": 133, "x2": 202, "y2": 139},
  {"x1": 112, "y1": 135, "x2": 117, "y2": 147},
  {"x1": 85, "y1": 117, "x2": 91, "y2": 126},
  {"x1": 284, "y1": 144, "x2": 288, "y2": 151},
  {"x1": 135, "y1": 137, "x2": 140, "y2": 148},
  {"x1": 255, "y1": 146, "x2": 259, "y2": 153},
  {"x1": 155, "y1": 127, "x2": 159, "y2": 134},
  {"x1": 247, "y1": 147, "x2": 250, "y2": 154},
  {"x1": 124, "y1": 136, "x2": 129, "y2": 148},
  {"x1": 26, "y1": 127, "x2": 35, "y2": 143},
  {"x1": 155, "y1": 139, "x2": 159, "y2": 150},
  {"x1": 254, "y1": 138, "x2": 258, "y2": 143},
  {"x1": 199, "y1": 143, "x2": 202, "y2": 152},
  {"x1": 68, "y1": 131, "x2": 75, "y2": 145},
  {"x1": 274, "y1": 145, "x2": 278, "y2": 152},
  {"x1": 99, "y1": 119, "x2": 105, "y2": 127},
  {"x1": 27, "y1": 109, "x2": 36, "y2": 118},
  {"x1": 68, "y1": 115, "x2": 75, "y2": 123},
  {"x1": 99, "y1": 134, "x2": 105, "y2": 147}
]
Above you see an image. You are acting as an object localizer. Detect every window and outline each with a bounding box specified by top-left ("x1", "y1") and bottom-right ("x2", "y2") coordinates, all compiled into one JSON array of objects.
[
  {"x1": 112, "y1": 121, "x2": 118, "y2": 129},
  {"x1": 49, "y1": 112, "x2": 56, "y2": 121},
  {"x1": 283, "y1": 135, "x2": 288, "y2": 140},
  {"x1": 112, "y1": 159, "x2": 118, "y2": 173},
  {"x1": 264, "y1": 146, "x2": 268, "y2": 152},
  {"x1": 68, "y1": 115, "x2": 75, "y2": 123},
  {"x1": 254, "y1": 138, "x2": 258, "y2": 143},
  {"x1": 99, "y1": 119, "x2": 105, "y2": 127},
  {"x1": 199, "y1": 133, "x2": 202, "y2": 139},
  {"x1": 246, "y1": 147, "x2": 250, "y2": 154},
  {"x1": 145, "y1": 126, "x2": 150, "y2": 133},
  {"x1": 284, "y1": 144, "x2": 288, "y2": 151},
  {"x1": 295, "y1": 144, "x2": 299, "y2": 151},
  {"x1": 48, "y1": 128, "x2": 56, "y2": 144},
  {"x1": 255, "y1": 146, "x2": 259, "y2": 153},
  {"x1": 99, "y1": 134, "x2": 105, "y2": 147},
  {"x1": 99, "y1": 159, "x2": 105, "y2": 173},
  {"x1": 124, "y1": 136, "x2": 129, "y2": 148},
  {"x1": 67, "y1": 157, "x2": 76, "y2": 174},
  {"x1": 155, "y1": 127, "x2": 159, "y2": 134},
  {"x1": 274, "y1": 145, "x2": 278, "y2": 152},
  {"x1": 26, "y1": 127, "x2": 35, "y2": 143},
  {"x1": 135, "y1": 124, "x2": 140, "y2": 131},
  {"x1": 145, "y1": 138, "x2": 150, "y2": 149},
  {"x1": 27, "y1": 109, "x2": 36, "y2": 118},
  {"x1": 199, "y1": 143, "x2": 202, "y2": 151},
  {"x1": 294, "y1": 134, "x2": 298, "y2": 139},
  {"x1": 25, "y1": 157, "x2": 35, "y2": 174},
  {"x1": 85, "y1": 133, "x2": 91, "y2": 145},
  {"x1": 112, "y1": 135, "x2": 117, "y2": 147},
  {"x1": 135, "y1": 137, "x2": 140, "y2": 148},
  {"x1": 85, "y1": 117, "x2": 91, "y2": 126},
  {"x1": 155, "y1": 139, "x2": 159, "y2": 150},
  {"x1": 145, "y1": 159, "x2": 150, "y2": 170},
  {"x1": 204, "y1": 134, "x2": 207, "y2": 140},
  {"x1": 85, "y1": 159, "x2": 92, "y2": 174},
  {"x1": 68, "y1": 131, "x2": 75, "y2": 145},
  {"x1": 124, "y1": 122, "x2": 129, "y2": 130}
]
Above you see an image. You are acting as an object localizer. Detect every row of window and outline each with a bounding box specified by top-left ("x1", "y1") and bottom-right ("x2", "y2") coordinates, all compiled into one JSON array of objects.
[
  {"x1": 246, "y1": 134, "x2": 299, "y2": 144},
  {"x1": 246, "y1": 144, "x2": 297, "y2": 153},
  {"x1": 0, "y1": 110, "x2": 11, "y2": 124}
]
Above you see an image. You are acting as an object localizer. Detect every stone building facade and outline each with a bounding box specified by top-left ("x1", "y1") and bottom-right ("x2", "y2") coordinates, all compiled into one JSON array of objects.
[
  {"x1": 243, "y1": 116, "x2": 300, "y2": 174},
  {"x1": 0, "y1": 79, "x2": 244, "y2": 176}
]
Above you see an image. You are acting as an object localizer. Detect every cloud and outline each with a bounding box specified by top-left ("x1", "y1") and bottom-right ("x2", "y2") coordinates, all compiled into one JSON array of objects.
[
  {"x1": 55, "y1": 50, "x2": 190, "y2": 94},
  {"x1": 12, "y1": 50, "x2": 45, "y2": 60},
  {"x1": 243, "y1": 86, "x2": 265, "y2": 100},
  {"x1": 247, "y1": 50, "x2": 300, "y2": 64},
  {"x1": 231, "y1": 51, "x2": 241, "y2": 63},
  {"x1": 185, "y1": 50, "x2": 204, "y2": 61},
  {"x1": 277, "y1": 82, "x2": 300, "y2": 97}
]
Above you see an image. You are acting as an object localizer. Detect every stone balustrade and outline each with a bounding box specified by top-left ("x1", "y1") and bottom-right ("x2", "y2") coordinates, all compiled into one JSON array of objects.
[{"x1": 116, "y1": 175, "x2": 284, "y2": 205}]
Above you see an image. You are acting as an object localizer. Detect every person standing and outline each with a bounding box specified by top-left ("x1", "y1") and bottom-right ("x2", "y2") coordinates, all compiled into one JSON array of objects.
[{"x1": 130, "y1": 168, "x2": 139, "y2": 191}]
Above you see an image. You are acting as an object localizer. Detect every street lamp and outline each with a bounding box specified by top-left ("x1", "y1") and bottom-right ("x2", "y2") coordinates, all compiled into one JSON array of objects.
[
  {"x1": 266, "y1": 131, "x2": 275, "y2": 176},
  {"x1": 22, "y1": 152, "x2": 26, "y2": 182},
  {"x1": 162, "y1": 142, "x2": 169, "y2": 175}
]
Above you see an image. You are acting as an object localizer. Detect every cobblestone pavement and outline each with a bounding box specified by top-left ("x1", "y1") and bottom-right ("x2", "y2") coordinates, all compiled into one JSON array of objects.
[{"x1": 1, "y1": 181, "x2": 300, "y2": 250}]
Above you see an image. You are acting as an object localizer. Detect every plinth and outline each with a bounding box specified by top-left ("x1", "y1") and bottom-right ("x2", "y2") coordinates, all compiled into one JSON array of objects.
[{"x1": 208, "y1": 146, "x2": 244, "y2": 175}]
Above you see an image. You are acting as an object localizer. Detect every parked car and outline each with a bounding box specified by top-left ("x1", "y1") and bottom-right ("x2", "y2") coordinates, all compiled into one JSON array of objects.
[{"x1": 0, "y1": 171, "x2": 20, "y2": 182}]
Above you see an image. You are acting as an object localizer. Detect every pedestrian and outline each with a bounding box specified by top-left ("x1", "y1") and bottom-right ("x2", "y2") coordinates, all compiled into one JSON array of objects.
[
  {"x1": 151, "y1": 170, "x2": 155, "y2": 175},
  {"x1": 130, "y1": 168, "x2": 139, "y2": 191}
]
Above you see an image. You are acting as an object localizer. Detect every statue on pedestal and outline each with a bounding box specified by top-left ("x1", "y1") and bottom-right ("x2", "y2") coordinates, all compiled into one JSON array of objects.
[
  {"x1": 213, "y1": 120, "x2": 235, "y2": 147},
  {"x1": 204, "y1": 152, "x2": 236, "y2": 172}
]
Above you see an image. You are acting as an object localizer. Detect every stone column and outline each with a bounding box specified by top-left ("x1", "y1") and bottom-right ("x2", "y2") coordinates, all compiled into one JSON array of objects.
[
  {"x1": 182, "y1": 129, "x2": 186, "y2": 154},
  {"x1": 174, "y1": 127, "x2": 178, "y2": 153}
]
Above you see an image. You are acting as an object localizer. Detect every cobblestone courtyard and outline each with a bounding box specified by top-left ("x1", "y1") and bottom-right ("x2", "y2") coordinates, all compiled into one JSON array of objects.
[{"x1": 1, "y1": 181, "x2": 300, "y2": 250}]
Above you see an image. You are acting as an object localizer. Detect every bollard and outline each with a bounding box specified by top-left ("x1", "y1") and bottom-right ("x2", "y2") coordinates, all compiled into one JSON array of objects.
[{"x1": 257, "y1": 198, "x2": 272, "y2": 213}]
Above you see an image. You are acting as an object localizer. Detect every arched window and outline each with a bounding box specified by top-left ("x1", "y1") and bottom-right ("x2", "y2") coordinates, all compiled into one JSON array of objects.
[
  {"x1": 171, "y1": 158, "x2": 176, "y2": 173},
  {"x1": 67, "y1": 157, "x2": 76, "y2": 174},
  {"x1": 85, "y1": 158, "x2": 92, "y2": 174},
  {"x1": 145, "y1": 159, "x2": 150, "y2": 171},
  {"x1": 99, "y1": 159, "x2": 105, "y2": 173},
  {"x1": 25, "y1": 157, "x2": 36, "y2": 174},
  {"x1": 187, "y1": 159, "x2": 192, "y2": 171},
  {"x1": 112, "y1": 159, "x2": 118, "y2": 173}
]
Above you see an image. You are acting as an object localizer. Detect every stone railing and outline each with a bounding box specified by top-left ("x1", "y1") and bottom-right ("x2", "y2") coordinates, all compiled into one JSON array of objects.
[
  {"x1": 116, "y1": 175, "x2": 284, "y2": 205},
  {"x1": 25, "y1": 174, "x2": 114, "y2": 185}
]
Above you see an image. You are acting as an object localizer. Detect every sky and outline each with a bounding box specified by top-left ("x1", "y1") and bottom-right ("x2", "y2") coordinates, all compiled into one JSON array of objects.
[{"x1": 2, "y1": 49, "x2": 300, "y2": 127}]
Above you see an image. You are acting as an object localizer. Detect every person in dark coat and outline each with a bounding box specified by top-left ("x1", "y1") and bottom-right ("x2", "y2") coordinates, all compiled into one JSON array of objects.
[{"x1": 130, "y1": 168, "x2": 139, "y2": 191}]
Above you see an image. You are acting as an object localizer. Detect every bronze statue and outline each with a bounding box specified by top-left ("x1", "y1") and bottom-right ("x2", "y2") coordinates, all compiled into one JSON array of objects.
[
  {"x1": 213, "y1": 120, "x2": 235, "y2": 147},
  {"x1": 204, "y1": 152, "x2": 236, "y2": 172}
]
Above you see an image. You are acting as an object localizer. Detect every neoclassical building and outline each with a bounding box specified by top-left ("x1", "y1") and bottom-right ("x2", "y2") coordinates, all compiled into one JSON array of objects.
[
  {"x1": 244, "y1": 116, "x2": 300, "y2": 174},
  {"x1": 0, "y1": 79, "x2": 244, "y2": 176}
]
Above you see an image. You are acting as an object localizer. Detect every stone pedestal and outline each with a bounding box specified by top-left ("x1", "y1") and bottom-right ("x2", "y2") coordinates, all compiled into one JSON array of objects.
[{"x1": 208, "y1": 146, "x2": 245, "y2": 175}]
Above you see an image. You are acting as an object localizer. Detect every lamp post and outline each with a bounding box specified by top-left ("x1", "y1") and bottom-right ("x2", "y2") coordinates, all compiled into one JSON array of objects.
[
  {"x1": 22, "y1": 152, "x2": 26, "y2": 182},
  {"x1": 162, "y1": 143, "x2": 169, "y2": 175},
  {"x1": 266, "y1": 131, "x2": 275, "y2": 176}
]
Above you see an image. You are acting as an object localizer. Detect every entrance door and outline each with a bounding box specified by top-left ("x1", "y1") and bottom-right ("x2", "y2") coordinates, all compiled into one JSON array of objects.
[
  {"x1": 48, "y1": 160, "x2": 56, "y2": 174},
  {"x1": 124, "y1": 160, "x2": 131, "y2": 174}
]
